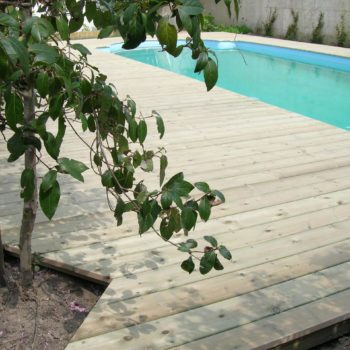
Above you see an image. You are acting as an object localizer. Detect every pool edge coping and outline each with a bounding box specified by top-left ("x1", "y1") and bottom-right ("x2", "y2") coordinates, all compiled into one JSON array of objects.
[{"x1": 87, "y1": 32, "x2": 350, "y2": 59}]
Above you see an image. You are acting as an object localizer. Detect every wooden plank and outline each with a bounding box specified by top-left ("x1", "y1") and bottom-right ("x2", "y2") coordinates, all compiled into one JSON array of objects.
[
  {"x1": 72, "y1": 218, "x2": 350, "y2": 279},
  {"x1": 1, "y1": 35, "x2": 350, "y2": 350},
  {"x1": 41, "y1": 201, "x2": 350, "y2": 267},
  {"x1": 4, "y1": 245, "x2": 110, "y2": 285},
  {"x1": 71, "y1": 238, "x2": 350, "y2": 341},
  {"x1": 66, "y1": 262, "x2": 350, "y2": 349},
  {"x1": 24, "y1": 187, "x2": 350, "y2": 254},
  {"x1": 172, "y1": 291, "x2": 350, "y2": 350}
]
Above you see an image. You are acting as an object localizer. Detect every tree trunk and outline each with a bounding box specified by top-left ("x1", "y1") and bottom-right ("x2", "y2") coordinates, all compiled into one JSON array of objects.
[
  {"x1": 19, "y1": 89, "x2": 37, "y2": 288},
  {"x1": 0, "y1": 228, "x2": 6, "y2": 287}
]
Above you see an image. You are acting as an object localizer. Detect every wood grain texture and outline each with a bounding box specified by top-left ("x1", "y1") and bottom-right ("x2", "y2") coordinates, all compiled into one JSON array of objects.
[{"x1": 2, "y1": 34, "x2": 350, "y2": 350}]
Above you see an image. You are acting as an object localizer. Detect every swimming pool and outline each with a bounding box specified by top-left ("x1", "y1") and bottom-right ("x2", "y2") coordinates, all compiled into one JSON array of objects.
[{"x1": 101, "y1": 40, "x2": 350, "y2": 130}]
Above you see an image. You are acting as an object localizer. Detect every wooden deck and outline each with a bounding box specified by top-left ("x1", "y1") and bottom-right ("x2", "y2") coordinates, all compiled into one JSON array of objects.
[{"x1": 2, "y1": 34, "x2": 350, "y2": 349}]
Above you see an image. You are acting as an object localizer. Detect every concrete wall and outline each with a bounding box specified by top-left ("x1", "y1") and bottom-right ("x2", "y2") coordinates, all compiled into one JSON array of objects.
[{"x1": 201, "y1": 0, "x2": 350, "y2": 45}]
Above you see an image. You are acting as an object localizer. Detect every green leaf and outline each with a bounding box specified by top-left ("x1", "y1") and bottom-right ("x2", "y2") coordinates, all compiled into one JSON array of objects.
[
  {"x1": 71, "y1": 43, "x2": 91, "y2": 56},
  {"x1": 85, "y1": 1, "x2": 97, "y2": 21},
  {"x1": 98, "y1": 26, "x2": 114, "y2": 39},
  {"x1": 212, "y1": 189, "x2": 226, "y2": 203},
  {"x1": 136, "y1": 191, "x2": 148, "y2": 204},
  {"x1": 156, "y1": 19, "x2": 177, "y2": 54},
  {"x1": 199, "y1": 197, "x2": 211, "y2": 221},
  {"x1": 114, "y1": 197, "x2": 125, "y2": 226},
  {"x1": 29, "y1": 43, "x2": 59, "y2": 65},
  {"x1": 0, "y1": 37, "x2": 17, "y2": 65},
  {"x1": 128, "y1": 119, "x2": 138, "y2": 142},
  {"x1": 44, "y1": 132, "x2": 59, "y2": 160},
  {"x1": 5, "y1": 92, "x2": 23, "y2": 131},
  {"x1": 118, "y1": 135, "x2": 129, "y2": 153},
  {"x1": 127, "y1": 97, "x2": 136, "y2": 118},
  {"x1": 218, "y1": 245, "x2": 232, "y2": 260},
  {"x1": 31, "y1": 17, "x2": 55, "y2": 42},
  {"x1": 160, "y1": 218, "x2": 174, "y2": 240},
  {"x1": 56, "y1": 17, "x2": 70, "y2": 41},
  {"x1": 0, "y1": 13, "x2": 18, "y2": 28},
  {"x1": 87, "y1": 115, "x2": 96, "y2": 132},
  {"x1": 194, "y1": 52, "x2": 208, "y2": 73},
  {"x1": 181, "y1": 206, "x2": 197, "y2": 231},
  {"x1": 163, "y1": 172, "x2": 184, "y2": 188},
  {"x1": 80, "y1": 79, "x2": 92, "y2": 96},
  {"x1": 137, "y1": 120, "x2": 147, "y2": 144},
  {"x1": 58, "y1": 157, "x2": 88, "y2": 182},
  {"x1": 93, "y1": 154, "x2": 102, "y2": 167},
  {"x1": 144, "y1": 14, "x2": 156, "y2": 36},
  {"x1": 155, "y1": 114, "x2": 165, "y2": 139},
  {"x1": 23, "y1": 135, "x2": 41, "y2": 151},
  {"x1": 138, "y1": 199, "x2": 160, "y2": 234},
  {"x1": 161, "y1": 191, "x2": 172, "y2": 209},
  {"x1": 173, "y1": 45, "x2": 184, "y2": 57},
  {"x1": 69, "y1": 16, "x2": 84, "y2": 33},
  {"x1": 194, "y1": 182, "x2": 210, "y2": 193},
  {"x1": 178, "y1": 0, "x2": 204, "y2": 16},
  {"x1": 121, "y1": 16, "x2": 146, "y2": 50},
  {"x1": 214, "y1": 256, "x2": 224, "y2": 270},
  {"x1": 175, "y1": 180, "x2": 194, "y2": 197},
  {"x1": 101, "y1": 170, "x2": 114, "y2": 188},
  {"x1": 178, "y1": 239, "x2": 198, "y2": 252},
  {"x1": 20, "y1": 169, "x2": 35, "y2": 201},
  {"x1": 80, "y1": 113, "x2": 88, "y2": 131},
  {"x1": 134, "y1": 181, "x2": 147, "y2": 199},
  {"x1": 162, "y1": 172, "x2": 194, "y2": 197},
  {"x1": 204, "y1": 235, "x2": 217, "y2": 247},
  {"x1": 181, "y1": 256, "x2": 195, "y2": 274},
  {"x1": 41, "y1": 170, "x2": 58, "y2": 193},
  {"x1": 141, "y1": 158, "x2": 153, "y2": 172},
  {"x1": 49, "y1": 94, "x2": 64, "y2": 120},
  {"x1": 159, "y1": 155, "x2": 168, "y2": 186},
  {"x1": 204, "y1": 57, "x2": 218, "y2": 91},
  {"x1": 133, "y1": 150, "x2": 142, "y2": 167},
  {"x1": 40, "y1": 180, "x2": 60, "y2": 220},
  {"x1": 6, "y1": 38, "x2": 29, "y2": 75},
  {"x1": 177, "y1": 0, "x2": 203, "y2": 32},
  {"x1": 56, "y1": 116, "x2": 66, "y2": 149},
  {"x1": 199, "y1": 251, "x2": 216, "y2": 274},
  {"x1": 7, "y1": 132, "x2": 26, "y2": 162},
  {"x1": 36, "y1": 72, "x2": 49, "y2": 98}
]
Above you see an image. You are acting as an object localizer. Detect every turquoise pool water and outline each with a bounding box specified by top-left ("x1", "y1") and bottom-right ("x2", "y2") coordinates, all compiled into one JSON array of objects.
[{"x1": 103, "y1": 40, "x2": 350, "y2": 130}]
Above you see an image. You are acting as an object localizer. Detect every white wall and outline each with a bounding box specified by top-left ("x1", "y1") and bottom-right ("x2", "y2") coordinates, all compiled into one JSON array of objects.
[{"x1": 201, "y1": 0, "x2": 350, "y2": 44}]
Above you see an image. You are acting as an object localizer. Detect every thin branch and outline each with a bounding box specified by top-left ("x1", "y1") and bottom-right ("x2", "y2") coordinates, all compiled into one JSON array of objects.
[
  {"x1": 65, "y1": 116, "x2": 95, "y2": 152},
  {"x1": 94, "y1": 116, "x2": 134, "y2": 203}
]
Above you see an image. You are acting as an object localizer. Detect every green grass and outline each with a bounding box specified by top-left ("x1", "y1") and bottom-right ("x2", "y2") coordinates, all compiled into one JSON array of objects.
[{"x1": 202, "y1": 14, "x2": 251, "y2": 34}]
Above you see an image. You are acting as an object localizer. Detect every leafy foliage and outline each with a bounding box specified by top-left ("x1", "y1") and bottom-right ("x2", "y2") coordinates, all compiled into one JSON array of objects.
[
  {"x1": 0, "y1": 0, "x2": 235, "y2": 277},
  {"x1": 336, "y1": 14, "x2": 347, "y2": 47},
  {"x1": 311, "y1": 12, "x2": 325, "y2": 44},
  {"x1": 263, "y1": 8, "x2": 278, "y2": 37},
  {"x1": 201, "y1": 14, "x2": 251, "y2": 34},
  {"x1": 285, "y1": 10, "x2": 299, "y2": 41}
]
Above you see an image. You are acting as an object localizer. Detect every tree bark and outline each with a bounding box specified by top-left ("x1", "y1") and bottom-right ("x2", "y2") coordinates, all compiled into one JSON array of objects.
[
  {"x1": 0, "y1": 228, "x2": 6, "y2": 287},
  {"x1": 19, "y1": 89, "x2": 37, "y2": 288}
]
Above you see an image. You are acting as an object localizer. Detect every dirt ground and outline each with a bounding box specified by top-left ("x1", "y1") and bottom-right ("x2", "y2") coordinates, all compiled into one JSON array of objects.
[
  {"x1": 0, "y1": 255, "x2": 105, "y2": 350},
  {"x1": 314, "y1": 337, "x2": 350, "y2": 350}
]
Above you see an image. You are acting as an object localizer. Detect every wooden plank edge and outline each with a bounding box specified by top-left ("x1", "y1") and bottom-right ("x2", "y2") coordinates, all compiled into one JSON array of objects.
[
  {"x1": 4, "y1": 244, "x2": 111, "y2": 286},
  {"x1": 260, "y1": 312, "x2": 350, "y2": 350}
]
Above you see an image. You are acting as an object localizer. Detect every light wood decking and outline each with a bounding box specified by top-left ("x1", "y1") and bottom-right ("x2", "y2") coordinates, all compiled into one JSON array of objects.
[{"x1": 2, "y1": 35, "x2": 350, "y2": 349}]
